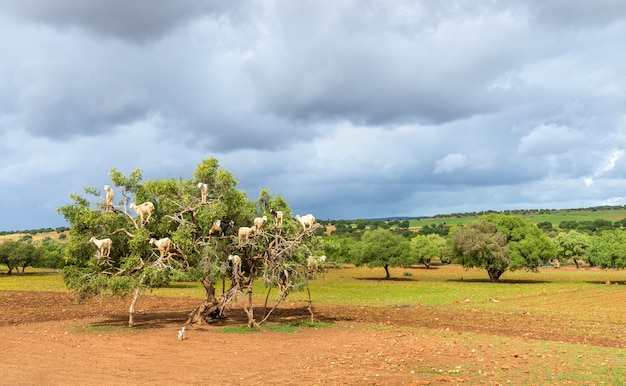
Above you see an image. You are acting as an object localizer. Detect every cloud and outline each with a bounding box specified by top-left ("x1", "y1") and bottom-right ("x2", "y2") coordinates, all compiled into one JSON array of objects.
[
  {"x1": 1, "y1": 1, "x2": 626, "y2": 229},
  {"x1": 434, "y1": 154, "x2": 469, "y2": 174}
]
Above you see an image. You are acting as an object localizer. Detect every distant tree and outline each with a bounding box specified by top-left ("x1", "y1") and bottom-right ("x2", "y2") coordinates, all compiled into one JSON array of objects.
[
  {"x1": 411, "y1": 234, "x2": 446, "y2": 268},
  {"x1": 587, "y1": 230, "x2": 626, "y2": 269},
  {"x1": 554, "y1": 230, "x2": 591, "y2": 269},
  {"x1": 559, "y1": 220, "x2": 579, "y2": 230},
  {"x1": 536, "y1": 221, "x2": 553, "y2": 232},
  {"x1": 351, "y1": 228, "x2": 412, "y2": 279},
  {"x1": 451, "y1": 214, "x2": 555, "y2": 282},
  {"x1": 0, "y1": 240, "x2": 42, "y2": 274}
]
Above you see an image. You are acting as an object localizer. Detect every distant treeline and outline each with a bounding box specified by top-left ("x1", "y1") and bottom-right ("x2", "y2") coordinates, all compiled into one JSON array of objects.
[
  {"x1": 0, "y1": 227, "x2": 69, "y2": 236},
  {"x1": 432, "y1": 205, "x2": 626, "y2": 219}
]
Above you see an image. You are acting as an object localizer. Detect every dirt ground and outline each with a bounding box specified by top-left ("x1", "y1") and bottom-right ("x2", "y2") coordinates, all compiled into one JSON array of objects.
[{"x1": 1, "y1": 290, "x2": 624, "y2": 385}]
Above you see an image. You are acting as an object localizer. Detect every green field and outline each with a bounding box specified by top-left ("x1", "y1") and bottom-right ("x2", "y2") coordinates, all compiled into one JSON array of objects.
[{"x1": 410, "y1": 208, "x2": 626, "y2": 228}]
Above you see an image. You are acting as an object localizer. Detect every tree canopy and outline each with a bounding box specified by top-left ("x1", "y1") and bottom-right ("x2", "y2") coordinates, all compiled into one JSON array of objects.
[
  {"x1": 57, "y1": 158, "x2": 320, "y2": 327},
  {"x1": 351, "y1": 228, "x2": 412, "y2": 279},
  {"x1": 451, "y1": 214, "x2": 555, "y2": 282}
]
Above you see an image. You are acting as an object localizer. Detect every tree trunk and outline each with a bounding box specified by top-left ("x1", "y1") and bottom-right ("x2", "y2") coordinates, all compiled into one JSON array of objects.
[
  {"x1": 487, "y1": 268, "x2": 504, "y2": 283},
  {"x1": 128, "y1": 286, "x2": 141, "y2": 327},
  {"x1": 573, "y1": 258, "x2": 580, "y2": 269},
  {"x1": 384, "y1": 265, "x2": 390, "y2": 279}
]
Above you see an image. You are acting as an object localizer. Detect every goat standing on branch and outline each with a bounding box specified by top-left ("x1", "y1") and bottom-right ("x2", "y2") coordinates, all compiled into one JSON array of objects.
[
  {"x1": 228, "y1": 254, "x2": 241, "y2": 277},
  {"x1": 270, "y1": 210, "x2": 283, "y2": 227},
  {"x1": 209, "y1": 220, "x2": 234, "y2": 237},
  {"x1": 238, "y1": 226, "x2": 255, "y2": 244},
  {"x1": 104, "y1": 185, "x2": 114, "y2": 210},
  {"x1": 197, "y1": 183, "x2": 209, "y2": 204},
  {"x1": 130, "y1": 201, "x2": 155, "y2": 225},
  {"x1": 149, "y1": 237, "x2": 172, "y2": 258},
  {"x1": 253, "y1": 216, "x2": 267, "y2": 233},
  {"x1": 89, "y1": 236, "x2": 112, "y2": 259},
  {"x1": 295, "y1": 214, "x2": 315, "y2": 231}
]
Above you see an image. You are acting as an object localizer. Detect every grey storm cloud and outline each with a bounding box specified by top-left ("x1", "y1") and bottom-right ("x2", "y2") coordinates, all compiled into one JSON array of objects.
[{"x1": 0, "y1": 0, "x2": 626, "y2": 230}]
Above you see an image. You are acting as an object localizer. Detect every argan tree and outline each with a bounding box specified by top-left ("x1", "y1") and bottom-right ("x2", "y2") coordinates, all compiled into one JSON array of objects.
[
  {"x1": 351, "y1": 228, "x2": 412, "y2": 279},
  {"x1": 58, "y1": 158, "x2": 320, "y2": 328},
  {"x1": 451, "y1": 214, "x2": 555, "y2": 282}
]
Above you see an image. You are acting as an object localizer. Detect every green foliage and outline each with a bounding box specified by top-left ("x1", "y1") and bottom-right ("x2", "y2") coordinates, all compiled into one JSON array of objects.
[
  {"x1": 587, "y1": 230, "x2": 626, "y2": 268},
  {"x1": 411, "y1": 234, "x2": 447, "y2": 267},
  {"x1": 351, "y1": 228, "x2": 412, "y2": 279},
  {"x1": 451, "y1": 214, "x2": 555, "y2": 282},
  {"x1": 554, "y1": 230, "x2": 591, "y2": 267}
]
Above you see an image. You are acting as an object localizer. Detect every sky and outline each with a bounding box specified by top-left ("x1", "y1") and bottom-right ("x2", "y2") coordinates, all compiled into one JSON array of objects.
[{"x1": 1, "y1": 1, "x2": 626, "y2": 231}]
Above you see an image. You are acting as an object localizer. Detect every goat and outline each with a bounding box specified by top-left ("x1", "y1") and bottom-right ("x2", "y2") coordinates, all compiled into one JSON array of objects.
[
  {"x1": 278, "y1": 269, "x2": 289, "y2": 293},
  {"x1": 209, "y1": 220, "x2": 234, "y2": 236},
  {"x1": 130, "y1": 201, "x2": 155, "y2": 224},
  {"x1": 270, "y1": 210, "x2": 283, "y2": 227},
  {"x1": 177, "y1": 326, "x2": 186, "y2": 341},
  {"x1": 295, "y1": 214, "x2": 315, "y2": 230},
  {"x1": 307, "y1": 255, "x2": 327, "y2": 272},
  {"x1": 104, "y1": 185, "x2": 114, "y2": 209},
  {"x1": 228, "y1": 254, "x2": 241, "y2": 274},
  {"x1": 149, "y1": 237, "x2": 172, "y2": 257},
  {"x1": 89, "y1": 236, "x2": 112, "y2": 258},
  {"x1": 238, "y1": 226, "x2": 255, "y2": 244},
  {"x1": 197, "y1": 182, "x2": 209, "y2": 204},
  {"x1": 253, "y1": 215, "x2": 268, "y2": 232}
]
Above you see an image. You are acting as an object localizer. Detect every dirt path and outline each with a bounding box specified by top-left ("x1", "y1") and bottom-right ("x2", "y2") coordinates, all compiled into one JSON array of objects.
[{"x1": 1, "y1": 291, "x2": 624, "y2": 385}]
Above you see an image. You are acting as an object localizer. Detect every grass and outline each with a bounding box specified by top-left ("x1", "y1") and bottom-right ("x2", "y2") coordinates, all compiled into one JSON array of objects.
[
  {"x1": 410, "y1": 208, "x2": 626, "y2": 227},
  {"x1": 3, "y1": 264, "x2": 625, "y2": 383}
]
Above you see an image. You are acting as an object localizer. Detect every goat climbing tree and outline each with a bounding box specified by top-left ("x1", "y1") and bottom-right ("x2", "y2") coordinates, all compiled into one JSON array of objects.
[{"x1": 58, "y1": 158, "x2": 320, "y2": 328}]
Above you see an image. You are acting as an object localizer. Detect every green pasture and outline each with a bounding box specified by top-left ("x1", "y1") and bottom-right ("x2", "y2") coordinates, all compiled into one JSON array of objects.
[
  {"x1": 410, "y1": 209, "x2": 626, "y2": 227},
  {"x1": 3, "y1": 264, "x2": 625, "y2": 383},
  {"x1": 3, "y1": 264, "x2": 625, "y2": 321}
]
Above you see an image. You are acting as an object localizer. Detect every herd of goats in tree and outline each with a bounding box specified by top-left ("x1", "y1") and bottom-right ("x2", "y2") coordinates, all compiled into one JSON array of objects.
[{"x1": 87, "y1": 183, "x2": 326, "y2": 329}]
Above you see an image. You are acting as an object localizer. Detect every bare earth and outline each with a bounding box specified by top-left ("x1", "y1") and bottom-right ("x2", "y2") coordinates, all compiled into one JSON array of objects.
[{"x1": 1, "y1": 290, "x2": 624, "y2": 385}]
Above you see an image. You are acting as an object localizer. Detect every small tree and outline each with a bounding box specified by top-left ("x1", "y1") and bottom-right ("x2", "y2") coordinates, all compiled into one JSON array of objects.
[
  {"x1": 587, "y1": 229, "x2": 626, "y2": 269},
  {"x1": 411, "y1": 234, "x2": 446, "y2": 268},
  {"x1": 554, "y1": 230, "x2": 591, "y2": 268},
  {"x1": 0, "y1": 239, "x2": 42, "y2": 274},
  {"x1": 351, "y1": 228, "x2": 412, "y2": 279},
  {"x1": 451, "y1": 214, "x2": 555, "y2": 282}
]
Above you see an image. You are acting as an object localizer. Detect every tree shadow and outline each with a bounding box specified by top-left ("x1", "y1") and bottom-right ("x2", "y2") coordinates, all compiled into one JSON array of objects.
[
  {"x1": 447, "y1": 278, "x2": 551, "y2": 284},
  {"x1": 92, "y1": 306, "x2": 337, "y2": 330},
  {"x1": 354, "y1": 276, "x2": 415, "y2": 282}
]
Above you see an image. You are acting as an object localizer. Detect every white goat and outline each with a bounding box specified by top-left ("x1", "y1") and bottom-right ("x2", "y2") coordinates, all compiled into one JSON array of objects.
[
  {"x1": 104, "y1": 185, "x2": 114, "y2": 209},
  {"x1": 295, "y1": 214, "x2": 315, "y2": 230},
  {"x1": 238, "y1": 226, "x2": 255, "y2": 244},
  {"x1": 270, "y1": 210, "x2": 283, "y2": 227},
  {"x1": 130, "y1": 201, "x2": 155, "y2": 224},
  {"x1": 307, "y1": 255, "x2": 327, "y2": 271},
  {"x1": 228, "y1": 254, "x2": 242, "y2": 274},
  {"x1": 197, "y1": 183, "x2": 208, "y2": 204},
  {"x1": 89, "y1": 237, "x2": 112, "y2": 258},
  {"x1": 178, "y1": 326, "x2": 186, "y2": 341},
  {"x1": 149, "y1": 237, "x2": 172, "y2": 257},
  {"x1": 253, "y1": 215, "x2": 268, "y2": 232}
]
